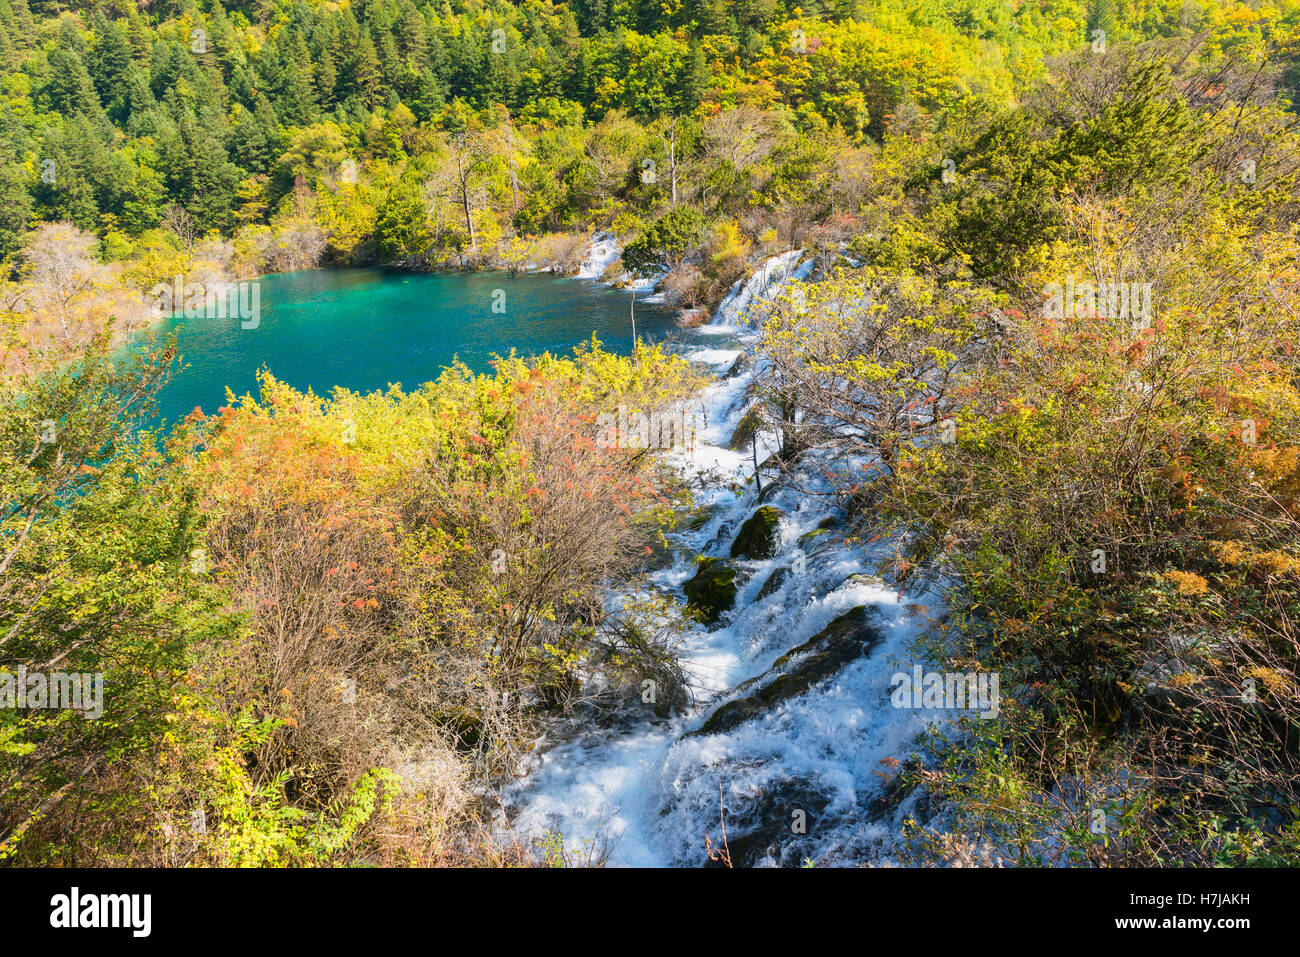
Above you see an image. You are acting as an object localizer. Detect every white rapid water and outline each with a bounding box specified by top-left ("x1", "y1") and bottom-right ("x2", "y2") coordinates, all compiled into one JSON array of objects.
[
  {"x1": 577, "y1": 232, "x2": 621, "y2": 279},
  {"x1": 713, "y1": 248, "x2": 815, "y2": 326},
  {"x1": 500, "y1": 252, "x2": 944, "y2": 866}
]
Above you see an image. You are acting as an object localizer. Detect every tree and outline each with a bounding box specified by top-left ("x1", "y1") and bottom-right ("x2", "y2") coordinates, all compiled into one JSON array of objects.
[
  {"x1": 621, "y1": 206, "x2": 705, "y2": 274},
  {"x1": 425, "y1": 130, "x2": 496, "y2": 257},
  {"x1": 350, "y1": 33, "x2": 382, "y2": 109},
  {"x1": 1087, "y1": 0, "x2": 1120, "y2": 45},
  {"x1": 0, "y1": 156, "x2": 33, "y2": 262},
  {"x1": 0, "y1": 336, "x2": 243, "y2": 864},
  {"x1": 87, "y1": 12, "x2": 132, "y2": 106},
  {"x1": 19, "y1": 222, "x2": 106, "y2": 342},
  {"x1": 277, "y1": 122, "x2": 350, "y2": 188}
]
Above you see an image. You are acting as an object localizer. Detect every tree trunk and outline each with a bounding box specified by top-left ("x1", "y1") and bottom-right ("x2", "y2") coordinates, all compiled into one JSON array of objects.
[
  {"x1": 463, "y1": 191, "x2": 477, "y2": 255},
  {"x1": 668, "y1": 121, "x2": 678, "y2": 207}
]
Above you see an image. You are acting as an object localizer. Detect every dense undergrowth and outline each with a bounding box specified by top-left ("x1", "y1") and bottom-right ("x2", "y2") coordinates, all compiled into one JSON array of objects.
[
  {"x1": 750, "y1": 46, "x2": 1300, "y2": 865},
  {"x1": 1, "y1": 338, "x2": 697, "y2": 865}
]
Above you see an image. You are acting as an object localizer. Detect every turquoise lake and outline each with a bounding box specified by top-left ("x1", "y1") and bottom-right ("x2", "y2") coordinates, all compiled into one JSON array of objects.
[{"x1": 148, "y1": 268, "x2": 681, "y2": 428}]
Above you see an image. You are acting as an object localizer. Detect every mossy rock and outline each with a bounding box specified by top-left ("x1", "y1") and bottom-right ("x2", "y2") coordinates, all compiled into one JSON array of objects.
[
  {"x1": 679, "y1": 504, "x2": 719, "y2": 532},
  {"x1": 755, "y1": 565, "x2": 790, "y2": 601},
  {"x1": 728, "y1": 407, "x2": 763, "y2": 451},
  {"x1": 687, "y1": 606, "x2": 882, "y2": 738},
  {"x1": 730, "y1": 506, "x2": 782, "y2": 560},
  {"x1": 837, "y1": 572, "x2": 884, "y2": 591},
  {"x1": 683, "y1": 557, "x2": 738, "y2": 625},
  {"x1": 797, "y1": 517, "x2": 838, "y2": 550}
]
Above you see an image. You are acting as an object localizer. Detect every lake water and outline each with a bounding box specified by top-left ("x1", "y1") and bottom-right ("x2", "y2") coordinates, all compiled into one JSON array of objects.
[{"x1": 148, "y1": 268, "x2": 681, "y2": 427}]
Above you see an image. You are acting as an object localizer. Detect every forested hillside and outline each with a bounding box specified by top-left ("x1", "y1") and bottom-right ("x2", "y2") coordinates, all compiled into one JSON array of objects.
[{"x1": 1, "y1": 0, "x2": 1294, "y2": 264}]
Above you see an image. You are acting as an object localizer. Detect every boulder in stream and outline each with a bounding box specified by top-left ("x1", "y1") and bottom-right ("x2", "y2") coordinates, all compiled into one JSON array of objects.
[
  {"x1": 724, "y1": 352, "x2": 751, "y2": 378},
  {"x1": 730, "y1": 506, "x2": 782, "y2": 560},
  {"x1": 755, "y1": 565, "x2": 790, "y2": 601},
  {"x1": 797, "y1": 516, "x2": 838, "y2": 550},
  {"x1": 688, "y1": 605, "x2": 884, "y2": 738},
  {"x1": 683, "y1": 557, "x2": 738, "y2": 625},
  {"x1": 728, "y1": 407, "x2": 763, "y2": 451}
]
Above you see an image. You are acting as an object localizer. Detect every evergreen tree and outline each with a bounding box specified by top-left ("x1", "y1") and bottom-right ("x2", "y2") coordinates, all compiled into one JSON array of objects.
[
  {"x1": 0, "y1": 20, "x2": 14, "y2": 71},
  {"x1": 229, "y1": 96, "x2": 284, "y2": 175},
  {"x1": 317, "y1": 46, "x2": 338, "y2": 108},
  {"x1": 277, "y1": 30, "x2": 319, "y2": 122},
  {"x1": 1088, "y1": 0, "x2": 1120, "y2": 43},
  {"x1": 0, "y1": 153, "x2": 34, "y2": 260},
  {"x1": 88, "y1": 13, "x2": 133, "y2": 105},
  {"x1": 351, "y1": 32, "x2": 382, "y2": 108},
  {"x1": 680, "y1": 42, "x2": 708, "y2": 112}
]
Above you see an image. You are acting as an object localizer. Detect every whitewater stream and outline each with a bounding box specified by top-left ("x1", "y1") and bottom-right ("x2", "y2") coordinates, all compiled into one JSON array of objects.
[{"x1": 500, "y1": 249, "x2": 946, "y2": 866}]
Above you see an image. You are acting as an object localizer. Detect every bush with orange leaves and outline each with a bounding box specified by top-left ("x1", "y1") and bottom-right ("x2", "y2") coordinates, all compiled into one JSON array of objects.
[
  {"x1": 184, "y1": 339, "x2": 698, "y2": 862},
  {"x1": 873, "y1": 195, "x2": 1300, "y2": 865}
]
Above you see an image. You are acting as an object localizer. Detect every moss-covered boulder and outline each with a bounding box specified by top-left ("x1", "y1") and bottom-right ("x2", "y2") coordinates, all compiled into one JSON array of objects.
[
  {"x1": 730, "y1": 506, "x2": 782, "y2": 560},
  {"x1": 682, "y1": 557, "x2": 738, "y2": 625},
  {"x1": 688, "y1": 606, "x2": 883, "y2": 738},
  {"x1": 797, "y1": 516, "x2": 838, "y2": 550},
  {"x1": 728, "y1": 407, "x2": 763, "y2": 451},
  {"x1": 680, "y1": 505, "x2": 718, "y2": 531},
  {"x1": 755, "y1": 565, "x2": 790, "y2": 601}
]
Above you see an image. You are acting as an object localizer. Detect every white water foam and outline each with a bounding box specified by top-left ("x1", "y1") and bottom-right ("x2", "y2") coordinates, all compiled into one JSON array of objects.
[
  {"x1": 578, "y1": 232, "x2": 621, "y2": 280},
  {"x1": 500, "y1": 252, "x2": 943, "y2": 866},
  {"x1": 713, "y1": 249, "x2": 815, "y2": 329}
]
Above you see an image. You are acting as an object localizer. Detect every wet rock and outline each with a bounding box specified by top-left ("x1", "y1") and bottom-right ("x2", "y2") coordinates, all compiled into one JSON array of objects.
[
  {"x1": 756, "y1": 480, "x2": 782, "y2": 505},
  {"x1": 704, "y1": 775, "x2": 833, "y2": 868},
  {"x1": 679, "y1": 504, "x2": 719, "y2": 532},
  {"x1": 705, "y1": 520, "x2": 737, "y2": 554},
  {"x1": 756, "y1": 565, "x2": 790, "y2": 601},
  {"x1": 688, "y1": 606, "x2": 884, "y2": 738},
  {"x1": 725, "y1": 352, "x2": 751, "y2": 379},
  {"x1": 728, "y1": 407, "x2": 763, "y2": 451},
  {"x1": 797, "y1": 517, "x2": 838, "y2": 550},
  {"x1": 730, "y1": 506, "x2": 782, "y2": 560},
  {"x1": 683, "y1": 557, "x2": 738, "y2": 625},
  {"x1": 864, "y1": 755, "x2": 935, "y2": 824},
  {"x1": 838, "y1": 571, "x2": 884, "y2": 591}
]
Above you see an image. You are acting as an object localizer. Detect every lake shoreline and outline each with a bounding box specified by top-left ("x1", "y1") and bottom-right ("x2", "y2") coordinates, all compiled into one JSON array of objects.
[{"x1": 145, "y1": 266, "x2": 685, "y2": 429}]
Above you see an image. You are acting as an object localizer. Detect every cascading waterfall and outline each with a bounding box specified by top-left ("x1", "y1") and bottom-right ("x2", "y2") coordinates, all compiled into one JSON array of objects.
[
  {"x1": 577, "y1": 232, "x2": 621, "y2": 279},
  {"x1": 500, "y1": 252, "x2": 945, "y2": 866}
]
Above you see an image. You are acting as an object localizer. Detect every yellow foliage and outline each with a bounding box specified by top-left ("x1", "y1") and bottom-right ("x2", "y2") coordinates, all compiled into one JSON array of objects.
[{"x1": 1161, "y1": 570, "x2": 1210, "y2": 597}]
